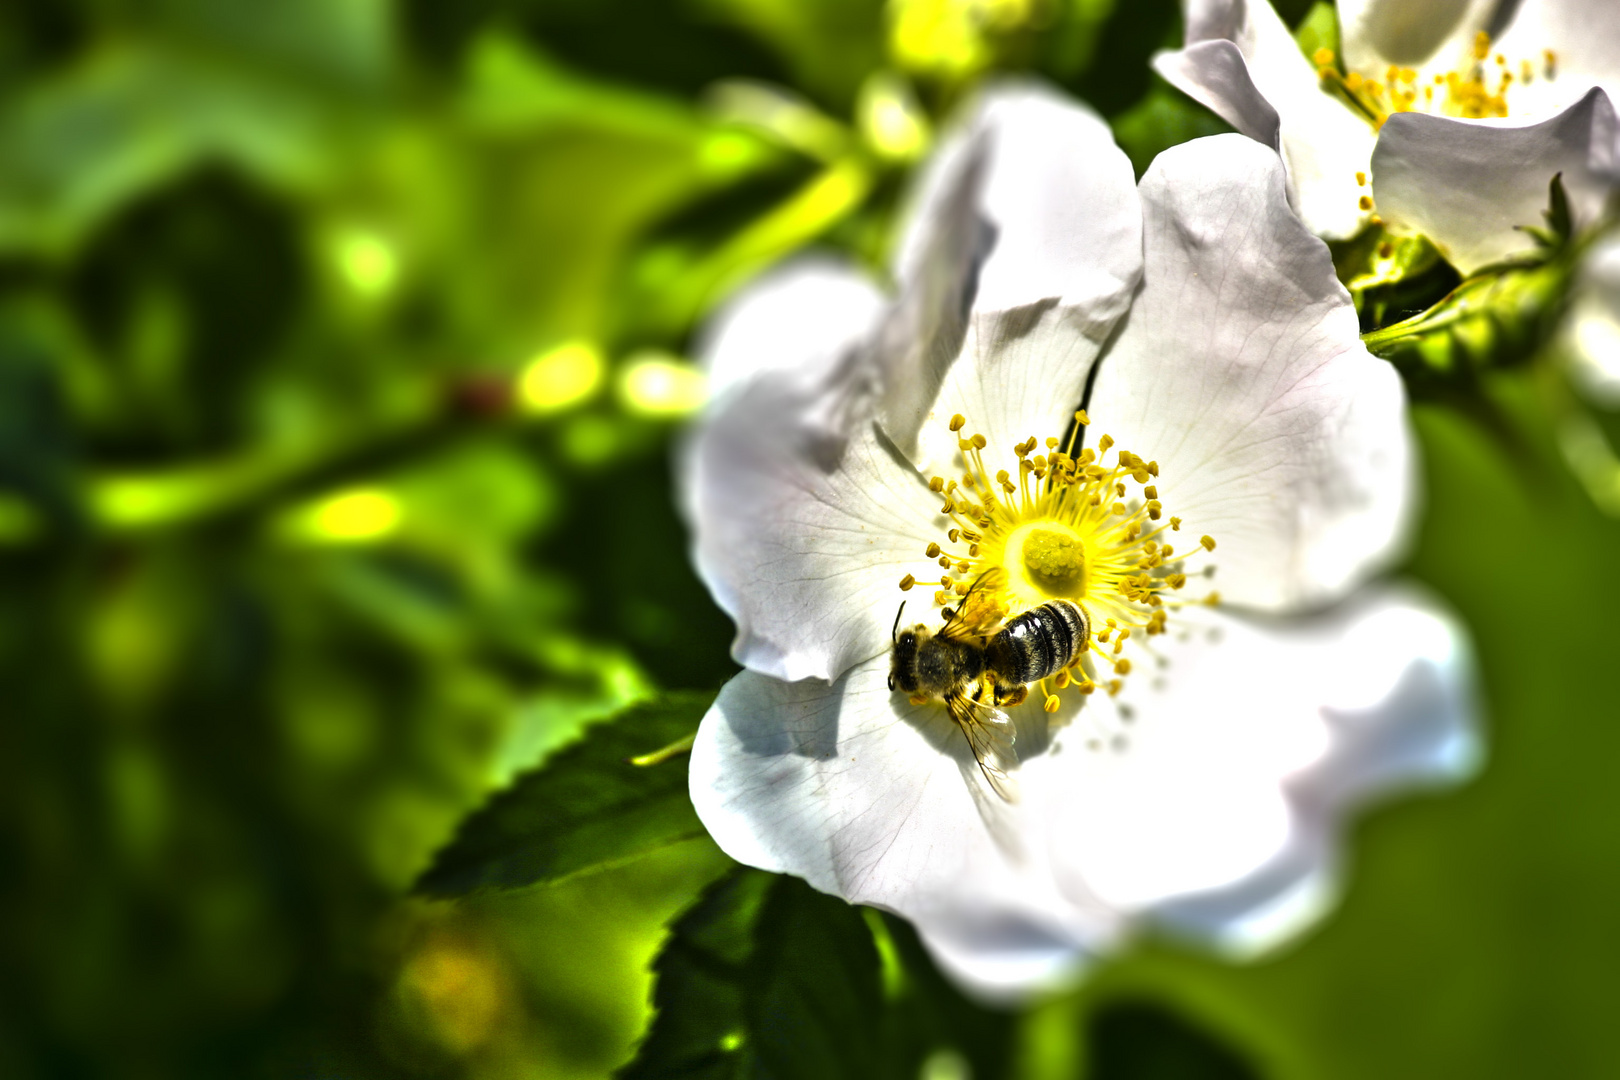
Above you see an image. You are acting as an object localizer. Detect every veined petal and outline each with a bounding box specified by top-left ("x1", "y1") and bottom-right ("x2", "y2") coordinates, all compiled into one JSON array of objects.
[
  {"x1": 1087, "y1": 134, "x2": 1412, "y2": 611},
  {"x1": 1155, "y1": 0, "x2": 1379, "y2": 239},
  {"x1": 882, "y1": 81, "x2": 1142, "y2": 470},
  {"x1": 1125, "y1": 589, "x2": 1479, "y2": 952},
  {"x1": 696, "y1": 254, "x2": 885, "y2": 404},
  {"x1": 1373, "y1": 87, "x2": 1620, "y2": 275},
  {"x1": 682, "y1": 362, "x2": 945, "y2": 683},
  {"x1": 690, "y1": 657, "x2": 1124, "y2": 1001}
]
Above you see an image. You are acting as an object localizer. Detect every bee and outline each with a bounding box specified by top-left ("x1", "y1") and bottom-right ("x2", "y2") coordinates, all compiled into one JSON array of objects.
[{"x1": 889, "y1": 571, "x2": 1091, "y2": 801}]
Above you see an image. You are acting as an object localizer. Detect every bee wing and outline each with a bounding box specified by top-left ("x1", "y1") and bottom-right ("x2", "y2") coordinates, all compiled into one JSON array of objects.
[
  {"x1": 939, "y1": 566, "x2": 1009, "y2": 642},
  {"x1": 946, "y1": 692, "x2": 1021, "y2": 803}
]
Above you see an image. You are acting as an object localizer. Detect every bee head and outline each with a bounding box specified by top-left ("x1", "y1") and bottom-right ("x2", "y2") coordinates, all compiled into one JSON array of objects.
[{"x1": 889, "y1": 625, "x2": 928, "y2": 694}]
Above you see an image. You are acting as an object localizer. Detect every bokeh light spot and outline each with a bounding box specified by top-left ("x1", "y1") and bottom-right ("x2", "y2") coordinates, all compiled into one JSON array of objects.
[
  {"x1": 520, "y1": 341, "x2": 605, "y2": 413},
  {"x1": 335, "y1": 229, "x2": 399, "y2": 296},
  {"x1": 618, "y1": 352, "x2": 707, "y2": 417},
  {"x1": 306, "y1": 489, "x2": 402, "y2": 542}
]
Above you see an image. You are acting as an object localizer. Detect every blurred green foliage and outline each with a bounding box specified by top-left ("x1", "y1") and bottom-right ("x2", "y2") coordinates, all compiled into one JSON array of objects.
[{"x1": 5, "y1": 0, "x2": 1620, "y2": 1079}]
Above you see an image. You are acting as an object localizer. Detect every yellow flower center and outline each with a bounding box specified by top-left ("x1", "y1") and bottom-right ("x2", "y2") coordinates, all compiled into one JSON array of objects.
[
  {"x1": 897, "y1": 411, "x2": 1219, "y2": 705},
  {"x1": 1011, "y1": 523, "x2": 1086, "y2": 599},
  {"x1": 1314, "y1": 34, "x2": 1557, "y2": 131}
]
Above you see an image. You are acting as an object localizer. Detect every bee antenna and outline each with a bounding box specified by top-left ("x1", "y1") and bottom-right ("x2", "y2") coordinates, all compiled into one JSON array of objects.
[{"x1": 892, "y1": 601, "x2": 906, "y2": 644}]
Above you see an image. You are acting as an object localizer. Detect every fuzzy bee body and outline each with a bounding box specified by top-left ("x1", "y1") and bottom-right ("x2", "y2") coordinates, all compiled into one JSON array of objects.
[
  {"x1": 888, "y1": 593, "x2": 1091, "y2": 802},
  {"x1": 986, "y1": 600, "x2": 1090, "y2": 685}
]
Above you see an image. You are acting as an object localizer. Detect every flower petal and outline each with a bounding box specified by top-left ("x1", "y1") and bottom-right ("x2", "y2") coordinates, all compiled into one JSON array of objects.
[
  {"x1": 683, "y1": 362, "x2": 946, "y2": 682},
  {"x1": 696, "y1": 254, "x2": 886, "y2": 403},
  {"x1": 1155, "y1": 0, "x2": 1379, "y2": 239},
  {"x1": 1112, "y1": 589, "x2": 1480, "y2": 953},
  {"x1": 690, "y1": 656, "x2": 1126, "y2": 1000},
  {"x1": 1337, "y1": 0, "x2": 1490, "y2": 72},
  {"x1": 881, "y1": 81, "x2": 1143, "y2": 469},
  {"x1": 1491, "y1": 0, "x2": 1620, "y2": 115},
  {"x1": 1372, "y1": 87, "x2": 1620, "y2": 275},
  {"x1": 1087, "y1": 134, "x2": 1412, "y2": 611}
]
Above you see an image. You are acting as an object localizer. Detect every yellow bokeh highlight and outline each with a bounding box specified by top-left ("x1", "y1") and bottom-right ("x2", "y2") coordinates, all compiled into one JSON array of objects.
[
  {"x1": 888, "y1": 0, "x2": 1045, "y2": 79},
  {"x1": 617, "y1": 353, "x2": 707, "y2": 417},
  {"x1": 519, "y1": 340, "x2": 604, "y2": 413},
  {"x1": 304, "y1": 489, "x2": 402, "y2": 542},
  {"x1": 857, "y1": 73, "x2": 930, "y2": 161},
  {"x1": 334, "y1": 229, "x2": 399, "y2": 296}
]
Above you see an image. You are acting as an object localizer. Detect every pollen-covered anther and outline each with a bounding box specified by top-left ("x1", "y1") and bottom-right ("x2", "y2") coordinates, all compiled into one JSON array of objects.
[{"x1": 906, "y1": 413, "x2": 1221, "y2": 699}]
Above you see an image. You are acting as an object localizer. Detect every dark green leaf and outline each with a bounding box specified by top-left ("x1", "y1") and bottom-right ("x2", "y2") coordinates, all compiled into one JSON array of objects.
[
  {"x1": 414, "y1": 691, "x2": 712, "y2": 896},
  {"x1": 875, "y1": 911, "x2": 1017, "y2": 1080},
  {"x1": 624, "y1": 871, "x2": 1018, "y2": 1080},
  {"x1": 1543, "y1": 171, "x2": 1572, "y2": 247},
  {"x1": 1086, "y1": 1001, "x2": 1262, "y2": 1080},
  {"x1": 622, "y1": 869, "x2": 887, "y2": 1080}
]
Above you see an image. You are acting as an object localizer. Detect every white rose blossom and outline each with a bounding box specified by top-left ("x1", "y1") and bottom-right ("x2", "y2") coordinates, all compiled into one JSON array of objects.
[
  {"x1": 1157, "y1": 0, "x2": 1620, "y2": 272},
  {"x1": 680, "y1": 85, "x2": 1479, "y2": 999}
]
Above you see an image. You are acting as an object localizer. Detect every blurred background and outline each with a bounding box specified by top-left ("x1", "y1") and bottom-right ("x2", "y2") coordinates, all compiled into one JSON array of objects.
[{"x1": 3, "y1": 0, "x2": 1620, "y2": 1077}]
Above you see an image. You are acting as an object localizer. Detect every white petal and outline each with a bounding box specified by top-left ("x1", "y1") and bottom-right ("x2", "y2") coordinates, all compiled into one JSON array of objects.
[
  {"x1": 1126, "y1": 589, "x2": 1480, "y2": 953},
  {"x1": 1155, "y1": 0, "x2": 1380, "y2": 239},
  {"x1": 696, "y1": 254, "x2": 885, "y2": 404},
  {"x1": 1373, "y1": 87, "x2": 1620, "y2": 275},
  {"x1": 1491, "y1": 0, "x2": 1620, "y2": 115},
  {"x1": 882, "y1": 81, "x2": 1143, "y2": 469},
  {"x1": 689, "y1": 657, "x2": 1124, "y2": 999},
  {"x1": 1153, "y1": 39, "x2": 1281, "y2": 147},
  {"x1": 1087, "y1": 134, "x2": 1413, "y2": 611},
  {"x1": 682, "y1": 364, "x2": 945, "y2": 683},
  {"x1": 1337, "y1": 0, "x2": 1491, "y2": 72}
]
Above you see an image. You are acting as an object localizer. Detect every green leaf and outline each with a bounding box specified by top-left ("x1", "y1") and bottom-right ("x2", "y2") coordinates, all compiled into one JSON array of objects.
[
  {"x1": 1542, "y1": 171, "x2": 1572, "y2": 247},
  {"x1": 1086, "y1": 1001, "x2": 1261, "y2": 1080},
  {"x1": 621, "y1": 869, "x2": 887, "y2": 1080},
  {"x1": 414, "y1": 691, "x2": 713, "y2": 896},
  {"x1": 623, "y1": 871, "x2": 1019, "y2": 1080},
  {"x1": 1293, "y1": 2, "x2": 1339, "y2": 67}
]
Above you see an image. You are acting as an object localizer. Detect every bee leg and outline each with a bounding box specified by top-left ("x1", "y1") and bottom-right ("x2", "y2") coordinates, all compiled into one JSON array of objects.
[{"x1": 998, "y1": 684, "x2": 1029, "y2": 708}]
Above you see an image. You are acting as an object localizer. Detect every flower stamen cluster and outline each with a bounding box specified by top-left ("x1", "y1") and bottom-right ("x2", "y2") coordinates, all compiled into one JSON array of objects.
[
  {"x1": 1314, "y1": 34, "x2": 1559, "y2": 131},
  {"x1": 897, "y1": 411, "x2": 1217, "y2": 706}
]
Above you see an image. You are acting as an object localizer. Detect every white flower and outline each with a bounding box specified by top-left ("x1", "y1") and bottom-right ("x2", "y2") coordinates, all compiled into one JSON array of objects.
[
  {"x1": 680, "y1": 85, "x2": 1479, "y2": 999},
  {"x1": 1157, "y1": 0, "x2": 1620, "y2": 271}
]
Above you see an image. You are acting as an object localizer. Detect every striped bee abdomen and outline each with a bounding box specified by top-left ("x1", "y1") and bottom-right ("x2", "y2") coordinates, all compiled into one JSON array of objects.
[{"x1": 987, "y1": 601, "x2": 1090, "y2": 684}]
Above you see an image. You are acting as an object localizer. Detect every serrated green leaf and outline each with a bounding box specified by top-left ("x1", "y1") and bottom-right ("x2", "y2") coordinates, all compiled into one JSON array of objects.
[
  {"x1": 622, "y1": 869, "x2": 887, "y2": 1080},
  {"x1": 621, "y1": 870, "x2": 773, "y2": 1080},
  {"x1": 624, "y1": 871, "x2": 1018, "y2": 1080},
  {"x1": 414, "y1": 691, "x2": 713, "y2": 896}
]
